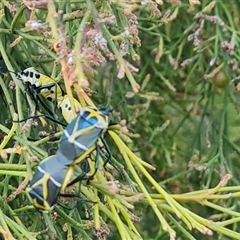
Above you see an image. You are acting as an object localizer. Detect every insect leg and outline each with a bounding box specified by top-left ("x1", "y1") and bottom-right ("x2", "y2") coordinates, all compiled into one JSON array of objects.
[
  {"x1": 38, "y1": 82, "x2": 63, "y2": 128},
  {"x1": 101, "y1": 138, "x2": 112, "y2": 168},
  {"x1": 66, "y1": 172, "x2": 88, "y2": 187},
  {"x1": 58, "y1": 171, "x2": 95, "y2": 210},
  {"x1": 12, "y1": 113, "x2": 66, "y2": 127},
  {"x1": 36, "y1": 95, "x2": 56, "y2": 117}
]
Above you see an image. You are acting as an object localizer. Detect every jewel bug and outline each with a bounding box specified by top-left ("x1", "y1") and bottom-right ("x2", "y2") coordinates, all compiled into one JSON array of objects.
[
  {"x1": 16, "y1": 67, "x2": 64, "y2": 102},
  {"x1": 56, "y1": 106, "x2": 111, "y2": 165},
  {"x1": 10, "y1": 67, "x2": 82, "y2": 124}
]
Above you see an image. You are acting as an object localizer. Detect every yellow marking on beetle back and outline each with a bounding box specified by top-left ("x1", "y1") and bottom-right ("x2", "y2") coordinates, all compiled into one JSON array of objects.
[{"x1": 58, "y1": 95, "x2": 82, "y2": 123}]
